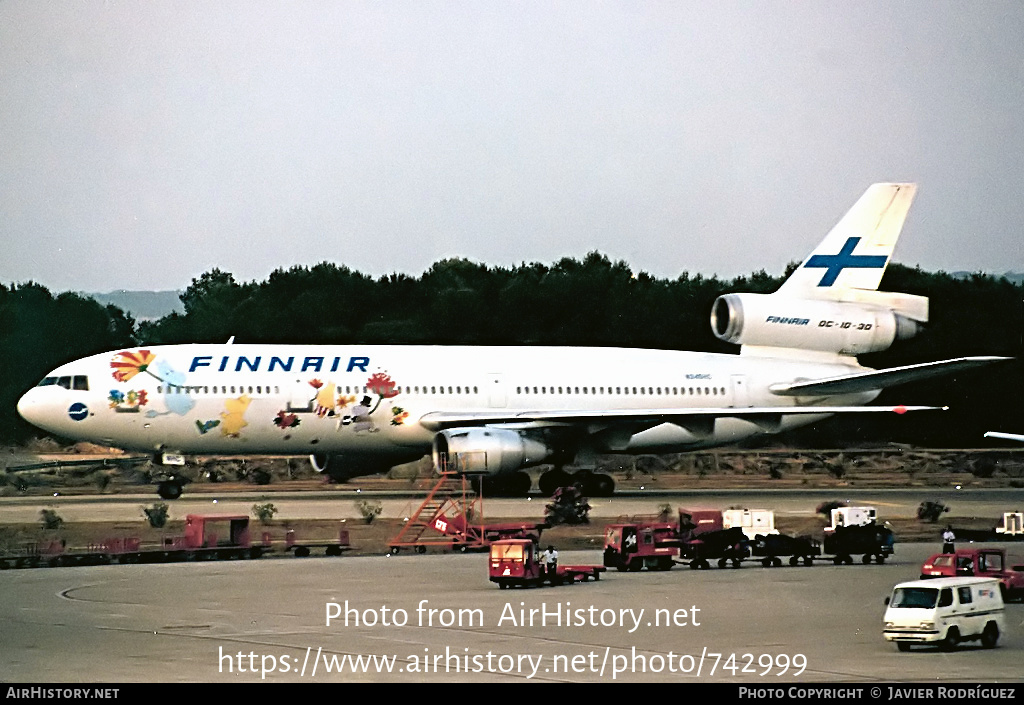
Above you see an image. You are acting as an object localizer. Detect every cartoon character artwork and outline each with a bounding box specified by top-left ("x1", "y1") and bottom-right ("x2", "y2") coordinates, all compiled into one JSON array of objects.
[
  {"x1": 195, "y1": 419, "x2": 221, "y2": 435},
  {"x1": 108, "y1": 389, "x2": 149, "y2": 413},
  {"x1": 220, "y1": 395, "x2": 252, "y2": 438},
  {"x1": 111, "y1": 349, "x2": 195, "y2": 417},
  {"x1": 311, "y1": 380, "x2": 337, "y2": 418},
  {"x1": 344, "y1": 396, "x2": 378, "y2": 433},
  {"x1": 271, "y1": 372, "x2": 402, "y2": 433},
  {"x1": 273, "y1": 411, "x2": 300, "y2": 429},
  {"x1": 110, "y1": 350, "x2": 162, "y2": 383}
]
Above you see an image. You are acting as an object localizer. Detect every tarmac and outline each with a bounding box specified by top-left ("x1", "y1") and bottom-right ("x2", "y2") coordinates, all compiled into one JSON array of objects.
[{"x1": 2, "y1": 490, "x2": 1024, "y2": 684}]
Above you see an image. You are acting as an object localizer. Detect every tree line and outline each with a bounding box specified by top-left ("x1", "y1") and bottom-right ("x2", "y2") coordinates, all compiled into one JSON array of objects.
[{"x1": 2, "y1": 253, "x2": 1021, "y2": 446}]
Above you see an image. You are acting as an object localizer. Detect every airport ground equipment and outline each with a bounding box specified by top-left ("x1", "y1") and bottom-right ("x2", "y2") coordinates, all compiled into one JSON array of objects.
[
  {"x1": 940, "y1": 512, "x2": 1024, "y2": 543},
  {"x1": 388, "y1": 472, "x2": 544, "y2": 553},
  {"x1": 603, "y1": 521, "x2": 681, "y2": 572},
  {"x1": 883, "y1": 577, "x2": 1005, "y2": 651},
  {"x1": 996, "y1": 512, "x2": 1024, "y2": 537},
  {"x1": 822, "y1": 506, "x2": 895, "y2": 564},
  {"x1": 604, "y1": 506, "x2": 895, "y2": 571},
  {"x1": 919, "y1": 547, "x2": 1024, "y2": 601},
  {"x1": 0, "y1": 513, "x2": 351, "y2": 569},
  {"x1": 488, "y1": 538, "x2": 605, "y2": 588}
]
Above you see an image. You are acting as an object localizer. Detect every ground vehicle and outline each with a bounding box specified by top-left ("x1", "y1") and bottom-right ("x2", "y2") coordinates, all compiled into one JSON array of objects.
[
  {"x1": 996, "y1": 511, "x2": 1023, "y2": 537},
  {"x1": 603, "y1": 522, "x2": 679, "y2": 571},
  {"x1": 919, "y1": 548, "x2": 1024, "y2": 601},
  {"x1": 883, "y1": 577, "x2": 1005, "y2": 651},
  {"x1": 0, "y1": 513, "x2": 351, "y2": 569},
  {"x1": 823, "y1": 507, "x2": 894, "y2": 564},
  {"x1": 489, "y1": 539, "x2": 605, "y2": 588}
]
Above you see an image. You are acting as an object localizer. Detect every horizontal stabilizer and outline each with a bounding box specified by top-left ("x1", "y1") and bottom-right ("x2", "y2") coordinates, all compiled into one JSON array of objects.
[
  {"x1": 419, "y1": 404, "x2": 943, "y2": 432},
  {"x1": 985, "y1": 431, "x2": 1024, "y2": 443},
  {"x1": 769, "y1": 356, "x2": 1011, "y2": 397}
]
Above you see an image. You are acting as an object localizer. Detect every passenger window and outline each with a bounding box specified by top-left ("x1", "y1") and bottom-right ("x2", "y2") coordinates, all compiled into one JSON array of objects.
[
  {"x1": 957, "y1": 587, "x2": 973, "y2": 604},
  {"x1": 938, "y1": 589, "x2": 953, "y2": 607}
]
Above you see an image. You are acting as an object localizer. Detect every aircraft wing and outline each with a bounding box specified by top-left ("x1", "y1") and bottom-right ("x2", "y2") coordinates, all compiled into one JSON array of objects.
[
  {"x1": 984, "y1": 431, "x2": 1024, "y2": 443},
  {"x1": 418, "y1": 404, "x2": 941, "y2": 432},
  {"x1": 768, "y1": 356, "x2": 1011, "y2": 397}
]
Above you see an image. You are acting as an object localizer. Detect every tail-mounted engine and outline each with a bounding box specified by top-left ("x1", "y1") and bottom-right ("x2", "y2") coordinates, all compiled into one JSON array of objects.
[
  {"x1": 711, "y1": 292, "x2": 926, "y2": 356},
  {"x1": 432, "y1": 428, "x2": 552, "y2": 475}
]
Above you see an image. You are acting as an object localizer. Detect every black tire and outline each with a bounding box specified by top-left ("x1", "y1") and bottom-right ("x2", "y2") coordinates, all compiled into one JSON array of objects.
[
  {"x1": 862, "y1": 554, "x2": 872, "y2": 564},
  {"x1": 940, "y1": 627, "x2": 960, "y2": 652},
  {"x1": 981, "y1": 623, "x2": 999, "y2": 649},
  {"x1": 897, "y1": 642, "x2": 912, "y2": 652},
  {"x1": 294, "y1": 546, "x2": 310, "y2": 558},
  {"x1": 589, "y1": 473, "x2": 615, "y2": 497},
  {"x1": 538, "y1": 469, "x2": 570, "y2": 496},
  {"x1": 157, "y1": 482, "x2": 183, "y2": 500},
  {"x1": 875, "y1": 554, "x2": 886, "y2": 564},
  {"x1": 627, "y1": 559, "x2": 642, "y2": 572}
]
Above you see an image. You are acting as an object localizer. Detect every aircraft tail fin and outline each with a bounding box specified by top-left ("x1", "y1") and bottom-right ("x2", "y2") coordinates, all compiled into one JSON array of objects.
[{"x1": 777, "y1": 183, "x2": 917, "y2": 299}]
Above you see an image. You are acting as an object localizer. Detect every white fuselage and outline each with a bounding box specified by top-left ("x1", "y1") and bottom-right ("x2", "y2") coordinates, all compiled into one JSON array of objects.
[{"x1": 17, "y1": 344, "x2": 873, "y2": 463}]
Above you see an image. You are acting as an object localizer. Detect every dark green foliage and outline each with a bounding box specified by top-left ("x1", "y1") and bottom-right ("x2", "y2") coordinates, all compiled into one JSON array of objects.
[
  {"x1": 917, "y1": 501, "x2": 950, "y2": 523},
  {"x1": 39, "y1": 508, "x2": 64, "y2": 530},
  {"x1": 3, "y1": 256, "x2": 1024, "y2": 450},
  {"x1": 143, "y1": 502, "x2": 169, "y2": 528},
  {"x1": 0, "y1": 283, "x2": 136, "y2": 443},
  {"x1": 252, "y1": 502, "x2": 278, "y2": 524}
]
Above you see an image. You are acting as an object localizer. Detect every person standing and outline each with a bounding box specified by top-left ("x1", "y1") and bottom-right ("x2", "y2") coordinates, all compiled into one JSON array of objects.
[{"x1": 942, "y1": 526, "x2": 956, "y2": 553}]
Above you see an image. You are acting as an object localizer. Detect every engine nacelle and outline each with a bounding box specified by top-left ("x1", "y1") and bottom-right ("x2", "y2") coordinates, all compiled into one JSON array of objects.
[
  {"x1": 711, "y1": 293, "x2": 922, "y2": 356},
  {"x1": 310, "y1": 453, "x2": 401, "y2": 482},
  {"x1": 432, "y1": 428, "x2": 552, "y2": 475}
]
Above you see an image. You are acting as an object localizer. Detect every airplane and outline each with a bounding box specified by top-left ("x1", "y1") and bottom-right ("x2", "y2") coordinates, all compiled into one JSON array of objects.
[{"x1": 17, "y1": 183, "x2": 1009, "y2": 499}]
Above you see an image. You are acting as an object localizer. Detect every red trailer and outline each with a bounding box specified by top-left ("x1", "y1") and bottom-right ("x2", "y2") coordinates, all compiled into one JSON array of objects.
[{"x1": 489, "y1": 539, "x2": 605, "y2": 588}]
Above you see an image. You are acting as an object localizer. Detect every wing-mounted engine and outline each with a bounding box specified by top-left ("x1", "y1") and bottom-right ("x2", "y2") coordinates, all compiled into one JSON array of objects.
[
  {"x1": 711, "y1": 291, "x2": 927, "y2": 357},
  {"x1": 432, "y1": 428, "x2": 553, "y2": 475}
]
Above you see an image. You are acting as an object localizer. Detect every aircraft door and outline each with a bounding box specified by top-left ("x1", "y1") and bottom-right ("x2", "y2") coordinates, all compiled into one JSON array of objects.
[
  {"x1": 287, "y1": 378, "x2": 314, "y2": 413},
  {"x1": 486, "y1": 373, "x2": 507, "y2": 408},
  {"x1": 730, "y1": 375, "x2": 751, "y2": 407}
]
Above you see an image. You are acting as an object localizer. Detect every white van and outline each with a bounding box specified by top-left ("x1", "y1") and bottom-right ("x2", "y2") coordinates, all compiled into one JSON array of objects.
[{"x1": 883, "y1": 577, "x2": 1005, "y2": 651}]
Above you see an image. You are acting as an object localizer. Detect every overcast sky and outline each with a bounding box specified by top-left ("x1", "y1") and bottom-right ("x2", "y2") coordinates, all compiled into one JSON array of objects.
[{"x1": 2, "y1": 1, "x2": 1023, "y2": 293}]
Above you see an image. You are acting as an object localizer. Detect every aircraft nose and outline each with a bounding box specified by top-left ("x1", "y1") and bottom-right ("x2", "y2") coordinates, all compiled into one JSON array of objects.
[
  {"x1": 17, "y1": 389, "x2": 42, "y2": 425},
  {"x1": 17, "y1": 387, "x2": 58, "y2": 429}
]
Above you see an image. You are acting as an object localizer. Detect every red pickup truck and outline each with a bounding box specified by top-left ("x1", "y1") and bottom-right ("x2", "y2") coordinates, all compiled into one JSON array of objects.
[{"x1": 920, "y1": 547, "x2": 1024, "y2": 602}]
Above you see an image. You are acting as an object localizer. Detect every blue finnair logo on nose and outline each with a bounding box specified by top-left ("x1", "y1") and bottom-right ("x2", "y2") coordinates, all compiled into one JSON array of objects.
[{"x1": 68, "y1": 403, "x2": 89, "y2": 421}]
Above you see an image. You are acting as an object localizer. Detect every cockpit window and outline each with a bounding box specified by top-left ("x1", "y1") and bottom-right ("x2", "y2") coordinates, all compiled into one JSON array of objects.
[{"x1": 34, "y1": 375, "x2": 89, "y2": 391}]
